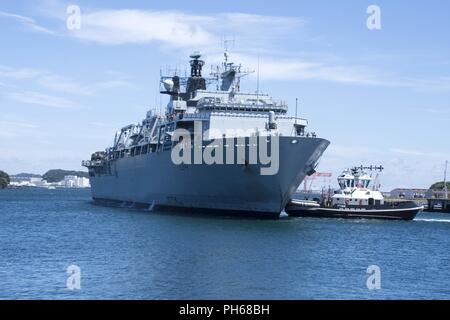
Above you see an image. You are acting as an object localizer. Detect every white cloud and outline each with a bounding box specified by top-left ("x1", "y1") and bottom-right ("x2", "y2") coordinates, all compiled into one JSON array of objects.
[
  {"x1": 325, "y1": 145, "x2": 381, "y2": 158},
  {"x1": 0, "y1": 65, "x2": 133, "y2": 110},
  {"x1": 0, "y1": 65, "x2": 45, "y2": 80},
  {"x1": 0, "y1": 120, "x2": 38, "y2": 138},
  {"x1": 6, "y1": 90, "x2": 75, "y2": 108},
  {"x1": 228, "y1": 53, "x2": 380, "y2": 84},
  {"x1": 36, "y1": 74, "x2": 90, "y2": 95},
  {"x1": 425, "y1": 108, "x2": 450, "y2": 114},
  {"x1": 206, "y1": 52, "x2": 450, "y2": 90},
  {"x1": 92, "y1": 79, "x2": 131, "y2": 90},
  {"x1": 0, "y1": 65, "x2": 132, "y2": 109},
  {"x1": 0, "y1": 65, "x2": 131, "y2": 97},
  {"x1": 36, "y1": 74, "x2": 130, "y2": 95},
  {"x1": 68, "y1": 9, "x2": 215, "y2": 47},
  {"x1": 390, "y1": 148, "x2": 450, "y2": 159},
  {"x1": 4, "y1": 6, "x2": 450, "y2": 91},
  {"x1": 0, "y1": 10, "x2": 55, "y2": 34},
  {"x1": 318, "y1": 144, "x2": 449, "y2": 191},
  {"x1": 62, "y1": 9, "x2": 303, "y2": 48},
  {"x1": 0, "y1": 120, "x2": 38, "y2": 129},
  {"x1": 89, "y1": 121, "x2": 113, "y2": 128}
]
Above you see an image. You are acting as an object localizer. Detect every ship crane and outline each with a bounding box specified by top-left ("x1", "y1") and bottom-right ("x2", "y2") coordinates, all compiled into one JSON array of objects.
[{"x1": 303, "y1": 172, "x2": 332, "y2": 192}]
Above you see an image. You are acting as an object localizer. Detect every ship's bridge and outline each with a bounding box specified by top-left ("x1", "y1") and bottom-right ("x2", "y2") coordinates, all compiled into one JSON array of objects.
[
  {"x1": 337, "y1": 172, "x2": 372, "y2": 189},
  {"x1": 189, "y1": 90, "x2": 288, "y2": 114},
  {"x1": 338, "y1": 172, "x2": 356, "y2": 189}
]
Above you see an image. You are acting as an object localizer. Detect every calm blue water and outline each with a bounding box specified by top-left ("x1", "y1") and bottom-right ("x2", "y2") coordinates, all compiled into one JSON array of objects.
[{"x1": 0, "y1": 188, "x2": 449, "y2": 300}]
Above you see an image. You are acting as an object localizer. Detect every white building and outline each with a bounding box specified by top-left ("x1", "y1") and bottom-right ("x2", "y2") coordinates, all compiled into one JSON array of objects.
[
  {"x1": 63, "y1": 175, "x2": 90, "y2": 188},
  {"x1": 390, "y1": 188, "x2": 428, "y2": 199},
  {"x1": 77, "y1": 177, "x2": 91, "y2": 188},
  {"x1": 9, "y1": 176, "x2": 49, "y2": 187}
]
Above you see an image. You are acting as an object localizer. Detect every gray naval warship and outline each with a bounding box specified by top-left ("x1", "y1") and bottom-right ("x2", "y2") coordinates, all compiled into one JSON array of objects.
[{"x1": 83, "y1": 50, "x2": 330, "y2": 218}]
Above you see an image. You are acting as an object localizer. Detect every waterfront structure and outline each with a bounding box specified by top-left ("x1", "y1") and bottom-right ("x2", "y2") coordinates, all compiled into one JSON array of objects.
[
  {"x1": 9, "y1": 176, "x2": 47, "y2": 187},
  {"x1": 427, "y1": 198, "x2": 450, "y2": 212},
  {"x1": 390, "y1": 188, "x2": 429, "y2": 200},
  {"x1": 427, "y1": 161, "x2": 450, "y2": 212},
  {"x1": 9, "y1": 174, "x2": 90, "y2": 188},
  {"x1": 63, "y1": 176, "x2": 90, "y2": 188}
]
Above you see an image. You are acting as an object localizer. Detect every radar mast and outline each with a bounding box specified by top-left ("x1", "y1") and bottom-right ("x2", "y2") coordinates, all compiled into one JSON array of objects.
[{"x1": 210, "y1": 41, "x2": 254, "y2": 92}]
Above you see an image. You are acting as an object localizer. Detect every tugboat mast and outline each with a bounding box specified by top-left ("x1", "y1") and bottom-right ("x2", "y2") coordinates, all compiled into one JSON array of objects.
[
  {"x1": 444, "y1": 160, "x2": 448, "y2": 200},
  {"x1": 350, "y1": 165, "x2": 384, "y2": 175}
]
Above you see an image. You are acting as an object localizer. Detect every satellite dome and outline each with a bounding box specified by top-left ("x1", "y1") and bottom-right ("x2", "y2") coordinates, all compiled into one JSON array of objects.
[
  {"x1": 163, "y1": 79, "x2": 174, "y2": 91},
  {"x1": 190, "y1": 51, "x2": 202, "y2": 59}
]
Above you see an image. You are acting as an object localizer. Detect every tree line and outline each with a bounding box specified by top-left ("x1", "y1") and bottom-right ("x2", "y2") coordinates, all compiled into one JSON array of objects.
[{"x1": 0, "y1": 170, "x2": 10, "y2": 189}]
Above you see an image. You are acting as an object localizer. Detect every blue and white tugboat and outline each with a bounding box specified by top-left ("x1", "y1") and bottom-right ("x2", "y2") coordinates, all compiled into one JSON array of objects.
[{"x1": 285, "y1": 166, "x2": 424, "y2": 220}]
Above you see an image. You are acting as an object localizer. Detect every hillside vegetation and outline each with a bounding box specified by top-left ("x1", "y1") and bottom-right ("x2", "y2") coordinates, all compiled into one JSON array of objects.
[
  {"x1": 430, "y1": 181, "x2": 450, "y2": 190},
  {"x1": 13, "y1": 173, "x2": 42, "y2": 178},
  {"x1": 42, "y1": 169, "x2": 89, "y2": 183},
  {"x1": 0, "y1": 171, "x2": 10, "y2": 189}
]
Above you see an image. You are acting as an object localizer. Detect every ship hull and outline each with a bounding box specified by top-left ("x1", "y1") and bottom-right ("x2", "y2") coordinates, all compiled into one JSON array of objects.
[{"x1": 89, "y1": 136, "x2": 329, "y2": 217}]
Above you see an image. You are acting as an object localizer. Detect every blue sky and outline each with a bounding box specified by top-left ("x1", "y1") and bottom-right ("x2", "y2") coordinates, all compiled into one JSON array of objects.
[{"x1": 0, "y1": 0, "x2": 449, "y2": 190}]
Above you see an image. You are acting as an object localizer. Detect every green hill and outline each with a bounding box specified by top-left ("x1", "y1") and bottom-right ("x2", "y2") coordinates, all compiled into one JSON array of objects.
[
  {"x1": 42, "y1": 169, "x2": 89, "y2": 183},
  {"x1": 12, "y1": 173, "x2": 42, "y2": 178},
  {"x1": 0, "y1": 170, "x2": 10, "y2": 189},
  {"x1": 430, "y1": 181, "x2": 450, "y2": 190}
]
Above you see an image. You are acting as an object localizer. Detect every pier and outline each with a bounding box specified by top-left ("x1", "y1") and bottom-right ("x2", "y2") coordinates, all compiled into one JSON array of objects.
[
  {"x1": 427, "y1": 160, "x2": 449, "y2": 212},
  {"x1": 427, "y1": 198, "x2": 450, "y2": 213}
]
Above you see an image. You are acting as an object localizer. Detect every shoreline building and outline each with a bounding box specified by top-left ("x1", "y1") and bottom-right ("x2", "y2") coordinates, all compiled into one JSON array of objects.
[
  {"x1": 9, "y1": 175, "x2": 47, "y2": 187},
  {"x1": 63, "y1": 175, "x2": 90, "y2": 188},
  {"x1": 389, "y1": 188, "x2": 429, "y2": 200},
  {"x1": 9, "y1": 174, "x2": 90, "y2": 188}
]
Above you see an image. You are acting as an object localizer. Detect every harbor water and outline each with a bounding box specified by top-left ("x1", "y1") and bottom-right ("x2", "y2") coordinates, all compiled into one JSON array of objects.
[{"x1": 0, "y1": 188, "x2": 449, "y2": 299}]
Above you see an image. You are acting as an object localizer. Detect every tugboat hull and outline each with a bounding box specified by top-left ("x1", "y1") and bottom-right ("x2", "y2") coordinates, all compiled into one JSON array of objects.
[{"x1": 286, "y1": 201, "x2": 423, "y2": 221}]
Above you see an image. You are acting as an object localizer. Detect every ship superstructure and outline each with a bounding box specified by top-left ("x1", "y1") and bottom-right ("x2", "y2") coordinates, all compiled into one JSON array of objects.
[
  {"x1": 83, "y1": 51, "x2": 330, "y2": 218},
  {"x1": 331, "y1": 166, "x2": 385, "y2": 207}
]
